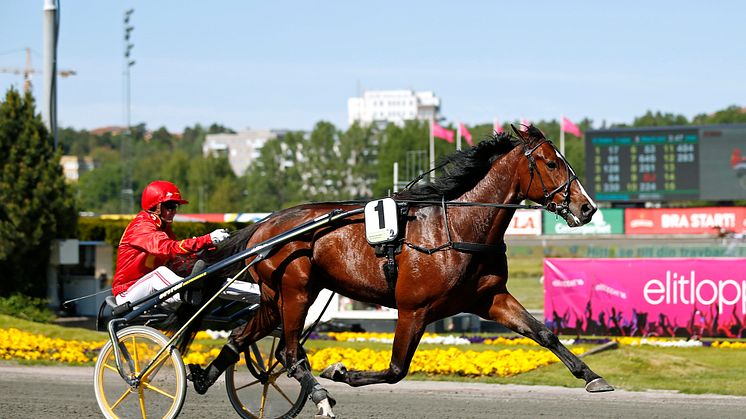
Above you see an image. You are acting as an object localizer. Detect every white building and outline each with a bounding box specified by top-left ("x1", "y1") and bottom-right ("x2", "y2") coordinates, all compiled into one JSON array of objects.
[
  {"x1": 203, "y1": 129, "x2": 288, "y2": 176},
  {"x1": 348, "y1": 90, "x2": 441, "y2": 126},
  {"x1": 60, "y1": 155, "x2": 95, "y2": 182}
]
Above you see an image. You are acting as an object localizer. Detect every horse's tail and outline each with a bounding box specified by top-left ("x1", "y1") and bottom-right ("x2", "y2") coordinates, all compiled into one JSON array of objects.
[{"x1": 165, "y1": 221, "x2": 266, "y2": 355}]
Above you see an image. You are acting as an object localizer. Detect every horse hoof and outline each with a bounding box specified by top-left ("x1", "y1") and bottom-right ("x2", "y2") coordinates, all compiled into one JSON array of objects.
[
  {"x1": 320, "y1": 362, "x2": 347, "y2": 382},
  {"x1": 585, "y1": 377, "x2": 614, "y2": 393},
  {"x1": 314, "y1": 397, "x2": 337, "y2": 418}
]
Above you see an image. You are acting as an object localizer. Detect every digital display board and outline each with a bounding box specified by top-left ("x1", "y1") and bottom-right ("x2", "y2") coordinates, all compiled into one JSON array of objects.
[{"x1": 586, "y1": 127, "x2": 699, "y2": 201}]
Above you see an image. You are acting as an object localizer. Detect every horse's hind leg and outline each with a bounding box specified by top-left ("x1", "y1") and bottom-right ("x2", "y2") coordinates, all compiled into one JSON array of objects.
[
  {"x1": 187, "y1": 300, "x2": 280, "y2": 395},
  {"x1": 278, "y1": 270, "x2": 337, "y2": 417},
  {"x1": 321, "y1": 308, "x2": 427, "y2": 386},
  {"x1": 478, "y1": 291, "x2": 614, "y2": 393}
]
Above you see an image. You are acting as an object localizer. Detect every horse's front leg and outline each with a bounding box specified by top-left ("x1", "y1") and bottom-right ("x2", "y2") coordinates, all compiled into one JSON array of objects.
[
  {"x1": 321, "y1": 308, "x2": 427, "y2": 387},
  {"x1": 474, "y1": 288, "x2": 614, "y2": 393}
]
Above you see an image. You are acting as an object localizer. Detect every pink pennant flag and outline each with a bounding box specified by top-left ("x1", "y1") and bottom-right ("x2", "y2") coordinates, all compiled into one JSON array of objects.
[
  {"x1": 432, "y1": 121, "x2": 455, "y2": 143},
  {"x1": 459, "y1": 122, "x2": 473, "y2": 146},
  {"x1": 562, "y1": 117, "x2": 582, "y2": 137},
  {"x1": 493, "y1": 118, "x2": 504, "y2": 134}
]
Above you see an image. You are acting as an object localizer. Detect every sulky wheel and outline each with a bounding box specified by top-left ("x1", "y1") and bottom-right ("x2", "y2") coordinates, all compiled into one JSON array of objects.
[
  {"x1": 94, "y1": 325, "x2": 187, "y2": 419},
  {"x1": 225, "y1": 335, "x2": 309, "y2": 418}
]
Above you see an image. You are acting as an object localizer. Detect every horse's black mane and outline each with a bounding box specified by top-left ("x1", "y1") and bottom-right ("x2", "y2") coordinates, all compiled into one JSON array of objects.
[{"x1": 394, "y1": 131, "x2": 523, "y2": 201}]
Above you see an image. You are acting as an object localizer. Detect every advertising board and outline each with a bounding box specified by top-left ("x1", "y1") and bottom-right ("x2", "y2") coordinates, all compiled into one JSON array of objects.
[
  {"x1": 625, "y1": 207, "x2": 746, "y2": 235},
  {"x1": 544, "y1": 258, "x2": 746, "y2": 338},
  {"x1": 505, "y1": 209, "x2": 542, "y2": 236},
  {"x1": 543, "y1": 208, "x2": 624, "y2": 235}
]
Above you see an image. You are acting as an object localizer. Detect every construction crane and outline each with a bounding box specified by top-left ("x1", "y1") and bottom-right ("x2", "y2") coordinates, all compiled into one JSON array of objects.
[{"x1": 0, "y1": 47, "x2": 75, "y2": 93}]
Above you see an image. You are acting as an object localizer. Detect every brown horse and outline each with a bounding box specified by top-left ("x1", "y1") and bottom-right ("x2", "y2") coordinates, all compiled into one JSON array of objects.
[{"x1": 192, "y1": 125, "x2": 613, "y2": 417}]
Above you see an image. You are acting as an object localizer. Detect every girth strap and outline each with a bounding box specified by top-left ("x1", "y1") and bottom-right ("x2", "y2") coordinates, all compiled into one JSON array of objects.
[{"x1": 451, "y1": 241, "x2": 506, "y2": 254}]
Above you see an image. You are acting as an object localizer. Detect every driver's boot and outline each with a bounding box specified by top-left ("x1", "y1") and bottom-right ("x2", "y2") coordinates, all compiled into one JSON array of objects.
[{"x1": 186, "y1": 341, "x2": 240, "y2": 395}]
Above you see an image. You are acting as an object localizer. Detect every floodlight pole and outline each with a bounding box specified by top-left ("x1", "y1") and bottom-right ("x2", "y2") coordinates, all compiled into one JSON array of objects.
[
  {"x1": 42, "y1": 0, "x2": 58, "y2": 149},
  {"x1": 121, "y1": 9, "x2": 135, "y2": 214}
]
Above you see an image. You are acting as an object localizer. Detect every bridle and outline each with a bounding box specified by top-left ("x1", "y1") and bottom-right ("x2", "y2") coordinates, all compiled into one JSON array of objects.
[{"x1": 520, "y1": 138, "x2": 578, "y2": 218}]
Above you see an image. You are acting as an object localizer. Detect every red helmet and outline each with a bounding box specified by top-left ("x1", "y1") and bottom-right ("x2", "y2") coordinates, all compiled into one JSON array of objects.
[{"x1": 141, "y1": 180, "x2": 189, "y2": 211}]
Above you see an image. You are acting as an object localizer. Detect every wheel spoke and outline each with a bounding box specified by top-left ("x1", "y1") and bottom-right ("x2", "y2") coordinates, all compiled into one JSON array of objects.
[
  {"x1": 250, "y1": 344, "x2": 266, "y2": 372},
  {"x1": 259, "y1": 381, "x2": 270, "y2": 418},
  {"x1": 142, "y1": 381, "x2": 176, "y2": 400},
  {"x1": 233, "y1": 377, "x2": 261, "y2": 392},
  {"x1": 103, "y1": 363, "x2": 119, "y2": 373},
  {"x1": 110, "y1": 388, "x2": 132, "y2": 410},
  {"x1": 270, "y1": 381, "x2": 295, "y2": 404},
  {"x1": 268, "y1": 338, "x2": 277, "y2": 366},
  {"x1": 131, "y1": 336, "x2": 141, "y2": 374},
  {"x1": 141, "y1": 351, "x2": 171, "y2": 382},
  {"x1": 138, "y1": 387, "x2": 147, "y2": 418}
]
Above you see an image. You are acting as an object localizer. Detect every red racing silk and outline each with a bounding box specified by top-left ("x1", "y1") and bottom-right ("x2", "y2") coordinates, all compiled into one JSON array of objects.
[{"x1": 112, "y1": 211, "x2": 214, "y2": 296}]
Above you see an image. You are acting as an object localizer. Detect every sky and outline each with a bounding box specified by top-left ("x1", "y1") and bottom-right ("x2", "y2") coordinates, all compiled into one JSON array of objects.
[{"x1": 1, "y1": 1, "x2": 745, "y2": 133}]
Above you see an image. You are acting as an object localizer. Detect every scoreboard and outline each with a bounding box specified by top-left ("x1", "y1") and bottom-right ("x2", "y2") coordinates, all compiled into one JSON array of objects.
[{"x1": 585, "y1": 125, "x2": 746, "y2": 202}]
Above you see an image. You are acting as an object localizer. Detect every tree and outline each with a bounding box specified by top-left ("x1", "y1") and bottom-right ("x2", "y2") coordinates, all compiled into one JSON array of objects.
[
  {"x1": 374, "y1": 120, "x2": 431, "y2": 196},
  {"x1": 0, "y1": 88, "x2": 76, "y2": 296},
  {"x1": 630, "y1": 111, "x2": 689, "y2": 127},
  {"x1": 339, "y1": 122, "x2": 377, "y2": 199},
  {"x1": 243, "y1": 132, "x2": 305, "y2": 211},
  {"x1": 692, "y1": 105, "x2": 746, "y2": 125},
  {"x1": 299, "y1": 121, "x2": 343, "y2": 201}
]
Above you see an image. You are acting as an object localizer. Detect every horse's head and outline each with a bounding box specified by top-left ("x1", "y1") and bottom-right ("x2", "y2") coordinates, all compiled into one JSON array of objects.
[{"x1": 511, "y1": 124, "x2": 597, "y2": 227}]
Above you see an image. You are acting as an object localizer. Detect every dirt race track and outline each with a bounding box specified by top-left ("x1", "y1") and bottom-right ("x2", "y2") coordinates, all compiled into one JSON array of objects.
[{"x1": 2, "y1": 364, "x2": 745, "y2": 419}]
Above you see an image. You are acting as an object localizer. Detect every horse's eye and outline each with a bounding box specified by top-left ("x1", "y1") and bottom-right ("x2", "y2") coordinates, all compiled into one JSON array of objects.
[{"x1": 547, "y1": 161, "x2": 558, "y2": 170}]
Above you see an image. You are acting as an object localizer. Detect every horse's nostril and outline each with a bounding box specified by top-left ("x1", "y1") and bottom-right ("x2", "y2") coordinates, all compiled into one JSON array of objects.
[{"x1": 581, "y1": 203, "x2": 595, "y2": 217}]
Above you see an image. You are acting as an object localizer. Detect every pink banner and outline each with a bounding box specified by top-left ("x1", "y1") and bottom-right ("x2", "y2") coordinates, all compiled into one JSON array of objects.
[{"x1": 544, "y1": 258, "x2": 746, "y2": 338}]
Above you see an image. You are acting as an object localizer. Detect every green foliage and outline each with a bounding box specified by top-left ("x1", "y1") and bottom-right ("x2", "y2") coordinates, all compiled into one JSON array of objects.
[
  {"x1": 76, "y1": 217, "x2": 243, "y2": 245},
  {"x1": 692, "y1": 105, "x2": 746, "y2": 125},
  {"x1": 0, "y1": 88, "x2": 77, "y2": 297},
  {"x1": 243, "y1": 130, "x2": 306, "y2": 211},
  {"x1": 631, "y1": 110, "x2": 690, "y2": 127},
  {"x1": 0, "y1": 294, "x2": 56, "y2": 323},
  {"x1": 339, "y1": 122, "x2": 377, "y2": 199},
  {"x1": 60, "y1": 103, "x2": 744, "y2": 213}
]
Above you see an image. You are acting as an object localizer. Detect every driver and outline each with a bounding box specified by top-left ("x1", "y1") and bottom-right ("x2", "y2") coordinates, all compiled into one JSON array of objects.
[{"x1": 112, "y1": 180, "x2": 230, "y2": 305}]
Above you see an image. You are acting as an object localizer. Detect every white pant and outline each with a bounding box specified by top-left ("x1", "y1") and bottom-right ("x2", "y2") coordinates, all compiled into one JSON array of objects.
[
  {"x1": 116, "y1": 266, "x2": 183, "y2": 306},
  {"x1": 115, "y1": 265, "x2": 261, "y2": 306}
]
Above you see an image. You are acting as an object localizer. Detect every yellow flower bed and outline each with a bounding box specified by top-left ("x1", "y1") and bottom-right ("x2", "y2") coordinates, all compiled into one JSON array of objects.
[
  {"x1": 711, "y1": 341, "x2": 746, "y2": 349},
  {"x1": 306, "y1": 346, "x2": 584, "y2": 377},
  {"x1": 0, "y1": 328, "x2": 105, "y2": 363},
  {"x1": 182, "y1": 345, "x2": 222, "y2": 365},
  {"x1": 483, "y1": 336, "x2": 538, "y2": 346}
]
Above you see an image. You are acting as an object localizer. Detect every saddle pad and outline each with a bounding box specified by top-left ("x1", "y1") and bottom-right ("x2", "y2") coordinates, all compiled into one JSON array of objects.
[{"x1": 364, "y1": 198, "x2": 399, "y2": 244}]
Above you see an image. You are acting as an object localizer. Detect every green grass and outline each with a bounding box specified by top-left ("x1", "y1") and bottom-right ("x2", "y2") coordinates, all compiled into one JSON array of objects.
[
  {"x1": 505, "y1": 252, "x2": 546, "y2": 310},
  {"x1": 0, "y1": 314, "x2": 106, "y2": 341},
  {"x1": 302, "y1": 338, "x2": 746, "y2": 396}
]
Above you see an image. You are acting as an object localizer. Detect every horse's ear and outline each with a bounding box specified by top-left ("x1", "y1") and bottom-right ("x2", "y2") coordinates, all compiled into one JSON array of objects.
[
  {"x1": 527, "y1": 125, "x2": 546, "y2": 139},
  {"x1": 510, "y1": 124, "x2": 526, "y2": 139}
]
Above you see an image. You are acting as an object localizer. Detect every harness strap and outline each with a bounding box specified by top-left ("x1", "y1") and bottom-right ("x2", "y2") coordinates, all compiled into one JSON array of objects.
[
  {"x1": 452, "y1": 241, "x2": 506, "y2": 254},
  {"x1": 403, "y1": 197, "x2": 507, "y2": 255}
]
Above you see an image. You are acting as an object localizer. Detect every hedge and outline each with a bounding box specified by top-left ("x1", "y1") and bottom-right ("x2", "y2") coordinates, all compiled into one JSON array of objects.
[{"x1": 77, "y1": 217, "x2": 249, "y2": 245}]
